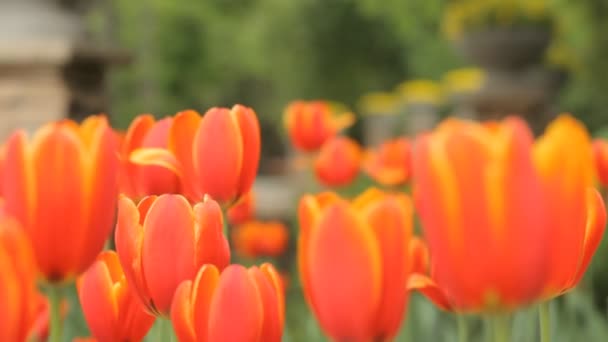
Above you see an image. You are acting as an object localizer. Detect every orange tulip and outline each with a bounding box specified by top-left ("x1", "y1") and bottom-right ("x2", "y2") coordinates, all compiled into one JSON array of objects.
[
  {"x1": 78, "y1": 251, "x2": 155, "y2": 342},
  {"x1": 592, "y1": 139, "x2": 608, "y2": 187},
  {"x1": 363, "y1": 137, "x2": 411, "y2": 187},
  {"x1": 115, "y1": 194, "x2": 230, "y2": 316},
  {"x1": 314, "y1": 136, "x2": 362, "y2": 187},
  {"x1": 171, "y1": 263, "x2": 285, "y2": 342},
  {"x1": 298, "y1": 188, "x2": 425, "y2": 341},
  {"x1": 130, "y1": 105, "x2": 260, "y2": 205},
  {"x1": 2, "y1": 115, "x2": 119, "y2": 282},
  {"x1": 0, "y1": 213, "x2": 39, "y2": 341},
  {"x1": 120, "y1": 115, "x2": 180, "y2": 198},
  {"x1": 284, "y1": 100, "x2": 355, "y2": 152},
  {"x1": 410, "y1": 115, "x2": 606, "y2": 313},
  {"x1": 227, "y1": 191, "x2": 255, "y2": 226},
  {"x1": 232, "y1": 220, "x2": 289, "y2": 258}
]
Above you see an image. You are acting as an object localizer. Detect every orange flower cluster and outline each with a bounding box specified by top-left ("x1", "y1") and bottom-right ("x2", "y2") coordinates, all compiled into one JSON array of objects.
[
  {"x1": 283, "y1": 100, "x2": 412, "y2": 189},
  {"x1": 1, "y1": 96, "x2": 606, "y2": 342},
  {"x1": 0, "y1": 104, "x2": 286, "y2": 341}
]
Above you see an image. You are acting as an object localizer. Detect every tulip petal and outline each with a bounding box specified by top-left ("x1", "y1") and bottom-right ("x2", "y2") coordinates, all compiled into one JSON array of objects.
[
  {"x1": 307, "y1": 203, "x2": 382, "y2": 341},
  {"x1": 407, "y1": 274, "x2": 452, "y2": 311},
  {"x1": 409, "y1": 237, "x2": 430, "y2": 275},
  {"x1": 296, "y1": 193, "x2": 340, "y2": 313},
  {"x1": 2, "y1": 131, "x2": 36, "y2": 235},
  {"x1": 194, "y1": 108, "x2": 243, "y2": 204},
  {"x1": 170, "y1": 110, "x2": 203, "y2": 201},
  {"x1": 207, "y1": 265, "x2": 264, "y2": 342},
  {"x1": 366, "y1": 194, "x2": 413, "y2": 339},
  {"x1": 192, "y1": 265, "x2": 220, "y2": 342},
  {"x1": 568, "y1": 188, "x2": 607, "y2": 289},
  {"x1": 534, "y1": 115, "x2": 592, "y2": 293},
  {"x1": 171, "y1": 280, "x2": 197, "y2": 342},
  {"x1": 122, "y1": 115, "x2": 155, "y2": 156},
  {"x1": 142, "y1": 195, "x2": 197, "y2": 315},
  {"x1": 77, "y1": 117, "x2": 119, "y2": 275},
  {"x1": 193, "y1": 198, "x2": 231, "y2": 271},
  {"x1": 260, "y1": 263, "x2": 285, "y2": 330},
  {"x1": 30, "y1": 123, "x2": 87, "y2": 281},
  {"x1": 132, "y1": 117, "x2": 180, "y2": 196},
  {"x1": 78, "y1": 257, "x2": 119, "y2": 341},
  {"x1": 115, "y1": 195, "x2": 153, "y2": 314},
  {"x1": 232, "y1": 105, "x2": 261, "y2": 197},
  {"x1": 129, "y1": 148, "x2": 181, "y2": 177},
  {"x1": 249, "y1": 265, "x2": 283, "y2": 342}
]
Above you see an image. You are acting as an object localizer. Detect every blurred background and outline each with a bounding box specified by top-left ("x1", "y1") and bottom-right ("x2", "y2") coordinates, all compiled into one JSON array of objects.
[{"x1": 4, "y1": 0, "x2": 608, "y2": 341}]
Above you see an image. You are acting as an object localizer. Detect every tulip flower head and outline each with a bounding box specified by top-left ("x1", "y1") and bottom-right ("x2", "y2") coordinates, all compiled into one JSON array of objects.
[
  {"x1": 78, "y1": 251, "x2": 155, "y2": 342},
  {"x1": 284, "y1": 100, "x2": 355, "y2": 152},
  {"x1": 298, "y1": 189, "x2": 426, "y2": 341},
  {"x1": 363, "y1": 137, "x2": 411, "y2": 187},
  {"x1": 171, "y1": 263, "x2": 285, "y2": 342},
  {"x1": 130, "y1": 105, "x2": 261, "y2": 206},
  {"x1": 120, "y1": 115, "x2": 180, "y2": 199},
  {"x1": 2, "y1": 115, "x2": 119, "y2": 283},
  {"x1": 232, "y1": 220, "x2": 289, "y2": 258},
  {"x1": 410, "y1": 115, "x2": 606, "y2": 313},
  {"x1": 314, "y1": 136, "x2": 362, "y2": 187},
  {"x1": 115, "y1": 194, "x2": 230, "y2": 316}
]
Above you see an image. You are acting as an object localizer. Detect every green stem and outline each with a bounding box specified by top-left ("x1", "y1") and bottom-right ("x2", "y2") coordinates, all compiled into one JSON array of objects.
[
  {"x1": 158, "y1": 318, "x2": 173, "y2": 342},
  {"x1": 457, "y1": 315, "x2": 468, "y2": 342},
  {"x1": 48, "y1": 285, "x2": 63, "y2": 342},
  {"x1": 492, "y1": 314, "x2": 510, "y2": 342},
  {"x1": 539, "y1": 302, "x2": 551, "y2": 342}
]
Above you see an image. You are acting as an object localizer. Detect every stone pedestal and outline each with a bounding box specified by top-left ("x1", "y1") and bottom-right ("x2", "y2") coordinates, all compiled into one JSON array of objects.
[
  {"x1": 405, "y1": 103, "x2": 440, "y2": 135},
  {"x1": 363, "y1": 114, "x2": 403, "y2": 147},
  {"x1": 455, "y1": 28, "x2": 560, "y2": 134},
  {"x1": 0, "y1": 0, "x2": 129, "y2": 140}
]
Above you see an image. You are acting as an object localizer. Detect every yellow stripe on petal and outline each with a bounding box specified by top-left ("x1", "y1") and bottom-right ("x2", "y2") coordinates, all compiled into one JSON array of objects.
[{"x1": 129, "y1": 148, "x2": 182, "y2": 177}]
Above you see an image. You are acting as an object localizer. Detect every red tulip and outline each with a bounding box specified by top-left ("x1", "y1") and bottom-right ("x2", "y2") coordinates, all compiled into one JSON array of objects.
[
  {"x1": 284, "y1": 100, "x2": 355, "y2": 152},
  {"x1": 2, "y1": 116, "x2": 119, "y2": 282},
  {"x1": 363, "y1": 137, "x2": 411, "y2": 186},
  {"x1": 298, "y1": 188, "x2": 425, "y2": 341},
  {"x1": 78, "y1": 251, "x2": 155, "y2": 342},
  {"x1": 171, "y1": 263, "x2": 284, "y2": 342},
  {"x1": 115, "y1": 194, "x2": 230, "y2": 316},
  {"x1": 120, "y1": 115, "x2": 180, "y2": 198},
  {"x1": 0, "y1": 213, "x2": 39, "y2": 341},
  {"x1": 130, "y1": 105, "x2": 260, "y2": 206},
  {"x1": 232, "y1": 220, "x2": 289, "y2": 258},
  {"x1": 410, "y1": 115, "x2": 606, "y2": 313},
  {"x1": 314, "y1": 136, "x2": 362, "y2": 187}
]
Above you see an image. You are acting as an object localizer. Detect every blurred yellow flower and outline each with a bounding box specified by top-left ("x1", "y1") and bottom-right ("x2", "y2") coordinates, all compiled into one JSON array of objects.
[
  {"x1": 358, "y1": 92, "x2": 400, "y2": 115},
  {"x1": 442, "y1": 0, "x2": 553, "y2": 41},
  {"x1": 396, "y1": 80, "x2": 443, "y2": 106},
  {"x1": 442, "y1": 68, "x2": 486, "y2": 96}
]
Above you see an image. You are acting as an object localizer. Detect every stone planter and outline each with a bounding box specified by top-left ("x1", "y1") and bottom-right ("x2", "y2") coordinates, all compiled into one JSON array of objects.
[
  {"x1": 471, "y1": 68, "x2": 558, "y2": 134},
  {"x1": 403, "y1": 103, "x2": 440, "y2": 135},
  {"x1": 363, "y1": 113, "x2": 404, "y2": 147},
  {"x1": 455, "y1": 28, "x2": 552, "y2": 70}
]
